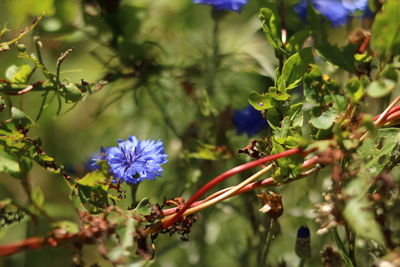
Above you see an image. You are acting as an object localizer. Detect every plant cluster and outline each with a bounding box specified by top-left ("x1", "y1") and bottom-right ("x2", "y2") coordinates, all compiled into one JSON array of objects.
[{"x1": 1, "y1": 0, "x2": 400, "y2": 266}]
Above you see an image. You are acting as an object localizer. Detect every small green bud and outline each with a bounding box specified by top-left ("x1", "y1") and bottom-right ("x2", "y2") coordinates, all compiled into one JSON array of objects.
[
  {"x1": 16, "y1": 43, "x2": 26, "y2": 52},
  {"x1": 63, "y1": 83, "x2": 82, "y2": 103}
]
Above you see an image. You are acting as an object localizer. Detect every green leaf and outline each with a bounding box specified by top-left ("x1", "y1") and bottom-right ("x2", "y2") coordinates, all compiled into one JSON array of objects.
[
  {"x1": 32, "y1": 186, "x2": 44, "y2": 207},
  {"x1": 135, "y1": 198, "x2": 152, "y2": 216},
  {"x1": 287, "y1": 103, "x2": 303, "y2": 128},
  {"x1": 357, "y1": 128, "x2": 400, "y2": 175},
  {"x1": 307, "y1": 6, "x2": 356, "y2": 73},
  {"x1": 280, "y1": 47, "x2": 314, "y2": 91},
  {"x1": 367, "y1": 80, "x2": 395, "y2": 98},
  {"x1": 271, "y1": 139, "x2": 303, "y2": 182},
  {"x1": 187, "y1": 142, "x2": 231, "y2": 160},
  {"x1": 248, "y1": 91, "x2": 275, "y2": 111},
  {"x1": 77, "y1": 171, "x2": 110, "y2": 212},
  {"x1": 5, "y1": 64, "x2": 33, "y2": 84},
  {"x1": 285, "y1": 30, "x2": 311, "y2": 55},
  {"x1": 107, "y1": 211, "x2": 138, "y2": 263},
  {"x1": 63, "y1": 83, "x2": 82, "y2": 103},
  {"x1": 303, "y1": 65, "x2": 324, "y2": 104},
  {"x1": 345, "y1": 77, "x2": 365, "y2": 102},
  {"x1": 310, "y1": 107, "x2": 336, "y2": 130},
  {"x1": 52, "y1": 221, "x2": 79, "y2": 234},
  {"x1": 371, "y1": 0, "x2": 400, "y2": 59},
  {"x1": 0, "y1": 150, "x2": 20, "y2": 175},
  {"x1": 259, "y1": 4, "x2": 282, "y2": 51},
  {"x1": 343, "y1": 197, "x2": 385, "y2": 245},
  {"x1": 11, "y1": 107, "x2": 34, "y2": 128}
]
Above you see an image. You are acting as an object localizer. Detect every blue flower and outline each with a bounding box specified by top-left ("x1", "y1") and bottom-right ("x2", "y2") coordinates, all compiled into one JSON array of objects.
[
  {"x1": 86, "y1": 148, "x2": 106, "y2": 172},
  {"x1": 193, "y1": 0, "x2": 248, "y2": 12},
  {"x1": 233, "y1": 104, "x2": 268, "y2": 136},
  {"x1": 295, "y1": 0, "x2": 371, "y2": 27},
  {"x1": 92, "y1": 136, "x2": 168, "y2": 184},
  {"x1": 297, "y1": 225, "x2": 310, "y2": 238}
]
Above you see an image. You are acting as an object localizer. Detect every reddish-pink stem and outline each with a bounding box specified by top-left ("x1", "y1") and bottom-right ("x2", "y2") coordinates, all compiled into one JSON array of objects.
[
  {"x1": 161, "y1": 147, "x2": 304, "y2": 229},
  {"x1": 373, "y1": 105, "x2": 400, "y2": 121},
  {"x1": 161, "y1": 155, "x2": 319, "y2": 216},
  {"x1": 385, "y1": 109, "x2": 400, "y2": 122}
]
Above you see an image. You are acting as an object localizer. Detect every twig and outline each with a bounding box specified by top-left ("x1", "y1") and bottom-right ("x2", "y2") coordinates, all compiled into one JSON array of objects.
[{"x1": 158, "y1": 147, "x2": 305, "y2": 231}]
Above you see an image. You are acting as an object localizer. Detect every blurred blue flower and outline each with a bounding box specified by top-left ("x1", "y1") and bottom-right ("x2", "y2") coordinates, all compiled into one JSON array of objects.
[
  {"x1": 105, "y1": 136, "x2": 168, "y2": 184},
  {"x1": 233, "y1": 104, "x2": 268, "y2": 136},
  {"x1": 297, "y1": 225, "x2": 310, "y2": 238},
  {"x1": 86, "y1": 147, "x2": 106, "y2": 172},
  {"x1": 193, "y1": 0, "x2": 248, "y2": 12},
  {"x1": 295, "y1": 0, "x2": 371, "y2": 27},
  {"x1": 295, "y1": 225, "x2": 311, "y2": 259}
]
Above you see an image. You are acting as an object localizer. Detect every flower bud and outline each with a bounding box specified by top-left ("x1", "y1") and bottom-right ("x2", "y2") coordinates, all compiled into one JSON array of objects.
[{"x1": 295, "y1": 225, "x2": 311, "y2": 260}]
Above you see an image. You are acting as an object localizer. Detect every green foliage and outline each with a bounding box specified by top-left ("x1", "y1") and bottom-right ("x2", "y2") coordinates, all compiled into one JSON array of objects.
[
  {"x1": 371, "y1": 0, "x2": 400, "y2": 60},
  {"x1": 1, "y1": 1, "x2": 400, "y2": 267}
]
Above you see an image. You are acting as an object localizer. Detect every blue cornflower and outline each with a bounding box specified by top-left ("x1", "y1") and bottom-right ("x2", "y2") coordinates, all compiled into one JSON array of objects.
[
  {"x1": 295, "y1": 225, "x2": 311, "y2": 259},
  {"x1": 295, "y1": 0, "x2": 370, "y2": 27},
  {"x1": 297, "y1": 225, "x2": 311, "y2": 238},
  {"x1": 233, "y1": 104, "x2": 268, "y2": 136},
  {"x1": 91, "y1": 136, "x2": 168, "y2": 184},
  {"x1": 86, "y1": 148, "x2": 106, "y2": 172},
  {"x1": 193, "y1": 0, "x2": 248, "y2": 12}
]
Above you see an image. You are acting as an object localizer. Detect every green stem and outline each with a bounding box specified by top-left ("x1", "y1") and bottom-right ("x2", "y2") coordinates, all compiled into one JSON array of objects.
[
  {"x1": 258, "y1": 218, "x2": 276, "y2": 267},
  {"x1": 345, "y1": 224, "x2": 357, "y2": 267},
  {"x1": 145, "y1": 85, "x2": 180, "y2": 138},
  {"x1": 208, "y1": 10, "x2": 220, "y2": 94},
  {"x1": 298, "y1": 259, "x2": 306, "y2": 267},
  {"x1": 130, "y1": 184, "x2": 138, "y2": 207}
]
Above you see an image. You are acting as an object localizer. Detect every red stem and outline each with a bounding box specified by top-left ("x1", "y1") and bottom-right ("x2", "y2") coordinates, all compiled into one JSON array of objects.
[
  {"x1": 161, "y1": 147, "x2": 303, "y2": 229},
  {"x1": 162, "y1": 155, "x2": 319, "y2": 216},
  {"x1": 385, "y1": 109, "x2": 400, "y2": 122},
  {"x1": 373, "y1": 105, "x2": 400, "y2": 121}
]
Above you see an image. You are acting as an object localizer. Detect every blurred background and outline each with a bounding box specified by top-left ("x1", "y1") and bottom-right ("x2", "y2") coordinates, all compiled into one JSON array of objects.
[{"x1": 0, "y1": 0, "x2": 374, "y2": 266}]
